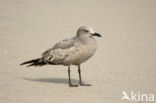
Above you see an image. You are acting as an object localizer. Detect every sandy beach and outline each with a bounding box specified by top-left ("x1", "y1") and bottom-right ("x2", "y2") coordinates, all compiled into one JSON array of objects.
[{"x1": 0, "y1": 0, "x2": 156, "y2": 103}]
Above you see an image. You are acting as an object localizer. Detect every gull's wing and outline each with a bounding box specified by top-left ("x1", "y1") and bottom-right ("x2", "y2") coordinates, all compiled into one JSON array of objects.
[
  {"x1": 52, "y1": 37, "x2": 76, "y2": 50},
  {"x1": 41, "y1": 37, "x2": 76, "y2": 64}
]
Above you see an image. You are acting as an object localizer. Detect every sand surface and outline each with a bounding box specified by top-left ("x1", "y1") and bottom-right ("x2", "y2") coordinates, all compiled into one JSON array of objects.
[{"x1": 0, "y1": 0, "x2": 156, "y2": 103}]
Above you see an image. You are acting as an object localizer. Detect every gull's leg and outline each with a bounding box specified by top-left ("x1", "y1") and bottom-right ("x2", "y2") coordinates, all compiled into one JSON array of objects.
[
  {"x1": 68, "y1": 66, "x2": 78, "y2": 87},
  {"x1": 78, "y1": 65, "x2": 91, "y2": 86}
]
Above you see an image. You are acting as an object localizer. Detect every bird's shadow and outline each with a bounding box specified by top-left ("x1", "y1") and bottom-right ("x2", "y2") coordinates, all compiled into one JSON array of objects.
[{"x1": 23, "y1": 77, "x2": 79, "y2": 84}]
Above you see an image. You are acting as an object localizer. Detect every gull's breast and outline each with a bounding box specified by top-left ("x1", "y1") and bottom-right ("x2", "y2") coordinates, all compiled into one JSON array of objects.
[{"x1": 63, "y1": 37, "x2": 97, "y2": 65}]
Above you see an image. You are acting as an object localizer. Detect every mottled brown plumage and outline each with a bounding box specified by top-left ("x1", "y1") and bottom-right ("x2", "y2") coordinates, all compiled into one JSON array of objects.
[{"x1": 21, "y1": 25, "x2": 102, "y2": 87}]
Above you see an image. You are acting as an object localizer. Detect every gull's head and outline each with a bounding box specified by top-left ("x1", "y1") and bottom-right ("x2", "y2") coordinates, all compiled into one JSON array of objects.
[{"x1": 77, "y1": 25, "x2": 102, "y2": 38}]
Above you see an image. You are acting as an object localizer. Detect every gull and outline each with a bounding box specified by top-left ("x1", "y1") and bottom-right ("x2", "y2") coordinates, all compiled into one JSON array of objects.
[{"x1": 21, "y1": 25, "x2": 102, "y2": 87}]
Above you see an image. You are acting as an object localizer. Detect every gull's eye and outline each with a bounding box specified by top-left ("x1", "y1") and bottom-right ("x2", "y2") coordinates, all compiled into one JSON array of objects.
[{"x1": 84, "y1": 30, "x2": 89, "y2": 32}]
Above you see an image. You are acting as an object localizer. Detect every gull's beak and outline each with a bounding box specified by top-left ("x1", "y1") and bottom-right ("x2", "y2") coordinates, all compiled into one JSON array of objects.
[{"x1": 92, "y1": 32, "x2": 102, "y2": 37}]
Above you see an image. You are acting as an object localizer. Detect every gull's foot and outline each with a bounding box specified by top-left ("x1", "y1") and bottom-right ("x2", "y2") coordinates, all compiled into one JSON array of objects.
[
  {"x1": 69, "y1": 83, "x2": 78, "y2": 87},
  {"x1": 80, "y1": 83, "x2": 91, "y2": 86}
]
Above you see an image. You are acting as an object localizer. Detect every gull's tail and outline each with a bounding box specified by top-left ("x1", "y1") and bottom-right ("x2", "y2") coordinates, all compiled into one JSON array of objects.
[{"x1": 20, "y1": 58, "x2": 46, "y2": 67}]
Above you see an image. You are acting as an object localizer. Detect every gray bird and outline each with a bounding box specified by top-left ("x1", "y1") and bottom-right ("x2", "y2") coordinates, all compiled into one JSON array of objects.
[{"x1": 21, "y1": 25, "x2": 102, "y2": 87}]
